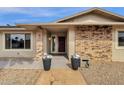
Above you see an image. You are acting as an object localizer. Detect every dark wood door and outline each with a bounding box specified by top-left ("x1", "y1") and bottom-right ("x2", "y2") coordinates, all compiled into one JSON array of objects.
[{"x1": 58, "y1": 37, "x2": 65, "y2": 52}]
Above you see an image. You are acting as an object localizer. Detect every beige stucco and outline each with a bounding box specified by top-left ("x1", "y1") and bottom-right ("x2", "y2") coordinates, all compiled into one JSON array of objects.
[
  {"x1": 42, "y1": 29, "x2": 47, "y2": 53},
  {"x1": 59, "y1": 13, "x2": 119, "y2": 23},
  {"x1": 0, "y1": 30, "x2": 36, "y2": 58},
  {"x1": 112, "y1": 25, "x2": 124, "y2": 62},
  {"x1": 68, "y1": 26, "x2": 75, "y2": 59}
]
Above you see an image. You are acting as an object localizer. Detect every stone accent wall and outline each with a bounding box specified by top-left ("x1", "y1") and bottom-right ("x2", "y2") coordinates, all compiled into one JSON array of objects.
[
  {"x1": 75, "y1": 25, "x2": 112, "y2": 62},
  {"x1": 34, "y1": 30, "x2": 43, "y2": 62}
]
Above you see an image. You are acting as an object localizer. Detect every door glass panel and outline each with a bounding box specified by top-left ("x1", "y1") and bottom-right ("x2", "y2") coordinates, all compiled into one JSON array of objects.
[{"x1": 52, "y1": 36, "x2": 55, "y2": 52}]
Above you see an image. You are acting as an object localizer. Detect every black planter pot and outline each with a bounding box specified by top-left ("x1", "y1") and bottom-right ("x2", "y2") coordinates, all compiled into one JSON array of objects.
[
  {"x1": 42, "y1": 58, "x2": 51, "y2": 71},
  {"x1": 71, "y1": 57, "x2": 80, "y2": 70}
]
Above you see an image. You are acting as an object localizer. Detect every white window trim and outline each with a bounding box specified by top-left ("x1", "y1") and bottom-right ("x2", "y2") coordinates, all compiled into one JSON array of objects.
[
  {"x1": 115, "y1": 29, "x2": 124, "y2": 49},
  {"x1": 3, "y1": 31, "x2": 33, "y2": 51}
]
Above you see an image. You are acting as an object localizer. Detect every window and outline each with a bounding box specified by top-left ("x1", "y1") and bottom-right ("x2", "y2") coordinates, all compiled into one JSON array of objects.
[
  {"x1": 5, "y1": 33, "x2": 31, "y2": 49},
  {"x1": 118, "y1": 31, "x2": 124, "y2": 47}
]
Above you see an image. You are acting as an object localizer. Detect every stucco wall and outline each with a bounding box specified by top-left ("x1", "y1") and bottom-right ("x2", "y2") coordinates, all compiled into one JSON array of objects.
[
  {"x1": 0, "y1": 30, "x2": 36, "y2": 58},
  {"x1": 68, "y1": 27, "x2": 75, "y2": 59},
  {"x1": 75, "y1": 25, "x2": 112, "y2": 62},
  {"x1": 112, "y1": 25, "x2": 124, "y2": 62}
]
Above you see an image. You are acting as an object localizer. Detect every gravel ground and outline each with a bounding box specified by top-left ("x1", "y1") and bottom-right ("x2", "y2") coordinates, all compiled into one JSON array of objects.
[
  {"x1": 0, "y1": 69, "x2": 42, "y2": 85},
  {"x1": 80, "y1": 62, "x2": 124, "y2": 85}
]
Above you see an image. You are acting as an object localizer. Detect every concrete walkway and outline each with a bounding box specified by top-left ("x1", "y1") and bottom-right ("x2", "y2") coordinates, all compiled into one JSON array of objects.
[
  {"x1": 36, "y1": 55, "x2": 86, "y2": 85},
  {"x1": 36, "y1": 69, "x2": 86, "y2": 85},
  {"x1": 51, "y1": 55, "x2": 70, "y2": 68}
]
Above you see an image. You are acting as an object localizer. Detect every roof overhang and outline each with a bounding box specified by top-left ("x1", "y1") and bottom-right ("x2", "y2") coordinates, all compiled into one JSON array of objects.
[
  {"x1": 0, "y1": 27, "x2": 27, "y2": 30},
  {"x1": 17, "y1": 22, "x2": 124, "y2": 27}
]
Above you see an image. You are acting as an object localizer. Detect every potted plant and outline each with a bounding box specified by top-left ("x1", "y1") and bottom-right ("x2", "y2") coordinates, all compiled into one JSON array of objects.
[
  {"x1": 71, "y1": 54, "x2": 80, "y2": 70},
  {"x1": 42, "y1": 54, "x2": 52, "y2": 71}
]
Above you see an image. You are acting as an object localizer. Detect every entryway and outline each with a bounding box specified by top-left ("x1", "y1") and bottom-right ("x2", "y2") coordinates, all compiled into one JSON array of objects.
[
  {"x1": 42, "y1": 25, "x2": 75, "y2": 60},
  {"x1": 50, "y1": 55, "x2": 69, "y2": 68},
  {"x1": 50, "y1": 33, "x2": 67, "y2": 54}
]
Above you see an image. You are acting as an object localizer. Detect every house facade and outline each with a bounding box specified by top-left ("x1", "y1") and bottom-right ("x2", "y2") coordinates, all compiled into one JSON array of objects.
[{"x1": 0, "y1": 8, "x2": 124, "y2": 62}]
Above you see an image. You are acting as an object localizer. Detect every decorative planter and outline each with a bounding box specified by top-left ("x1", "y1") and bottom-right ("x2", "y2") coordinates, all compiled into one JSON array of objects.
[
  {"x1": 71, "y1": 54, "x2": 80, "y2": 70},
  {"x1": 42, "y1": 54, "x2": 52, "y2": 71}
]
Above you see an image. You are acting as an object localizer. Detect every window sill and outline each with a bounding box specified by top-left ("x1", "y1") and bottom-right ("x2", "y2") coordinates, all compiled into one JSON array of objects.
[
  {"x1": 3, "y1": 49, "x2": 33, "y2": 51},
  {"x1": 115, "y1": 46, "x2": 124, "y2": 49}
]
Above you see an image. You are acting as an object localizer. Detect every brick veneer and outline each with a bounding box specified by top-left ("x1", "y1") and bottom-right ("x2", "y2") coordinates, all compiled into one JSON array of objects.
[{"x1": 75, "y1": 25, "x2": 112, "y2": 62}]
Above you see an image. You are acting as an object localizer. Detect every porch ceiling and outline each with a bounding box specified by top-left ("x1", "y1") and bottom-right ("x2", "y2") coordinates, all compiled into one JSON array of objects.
[{"x1": 42, "y1": 25, "x2": 68, "y2": 32}]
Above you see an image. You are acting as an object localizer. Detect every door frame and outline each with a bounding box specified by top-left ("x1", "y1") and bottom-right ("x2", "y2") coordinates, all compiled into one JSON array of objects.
[{"x1": 50, "y1": 34, "x2": 66, "y2": 54}]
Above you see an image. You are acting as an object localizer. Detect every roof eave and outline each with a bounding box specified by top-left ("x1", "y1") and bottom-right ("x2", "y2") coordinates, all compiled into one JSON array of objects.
[
  {"x1": 0, "y1": 27, "x2": 27, "y2": 30},
  {"x1": 16, "y1": 22, "x2": 124, "y2": 26}
]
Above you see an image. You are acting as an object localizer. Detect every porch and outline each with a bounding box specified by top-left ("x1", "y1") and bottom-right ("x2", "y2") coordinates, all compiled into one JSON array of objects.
[{"x1": 41, "y1": 25, "x2": 75, "y2": 60}]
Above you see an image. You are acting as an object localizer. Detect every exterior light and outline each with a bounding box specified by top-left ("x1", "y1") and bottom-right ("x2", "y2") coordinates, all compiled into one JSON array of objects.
[{"x1": 48, "y1": 37, "x2": 51, "y2": 40}]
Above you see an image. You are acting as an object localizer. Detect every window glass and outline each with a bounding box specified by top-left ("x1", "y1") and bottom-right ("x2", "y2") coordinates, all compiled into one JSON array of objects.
[
  {"x1": 11, "y1": 34, "x2": 24, "y2": 49},
  {"x1": 25, "y1": 34, "x2": 31, "y2": 49},
  {"x1": 5, "y1": 34, "x2": 11, "y2": 49},
  {"x1": 5, "y1": 33, "x2": 31, "y2": 49},
  {"x1": 118, "y1": 31, "x2": 124, "y2": 46}
]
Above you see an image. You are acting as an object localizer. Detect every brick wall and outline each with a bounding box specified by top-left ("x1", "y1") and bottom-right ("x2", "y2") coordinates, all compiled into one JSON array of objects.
[{"x1": 75, "y1": 25, "x2": 112, "y2": 62}]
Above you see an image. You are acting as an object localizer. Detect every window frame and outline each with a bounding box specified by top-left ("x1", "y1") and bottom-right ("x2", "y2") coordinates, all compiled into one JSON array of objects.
[
  {"x1": 3, "y1": 31, "x2": 33, "y2": 51},
  {"x1": 115, "y1": 29, "x2": 124, "y2": 49}
]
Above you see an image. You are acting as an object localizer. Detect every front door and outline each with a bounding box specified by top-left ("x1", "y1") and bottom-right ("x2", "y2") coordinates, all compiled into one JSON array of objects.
[{"x1": 58, "y1": 37, "x2": 65, "y2": 52}]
